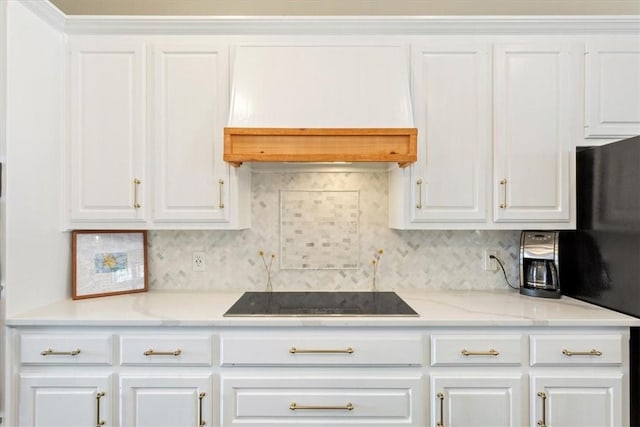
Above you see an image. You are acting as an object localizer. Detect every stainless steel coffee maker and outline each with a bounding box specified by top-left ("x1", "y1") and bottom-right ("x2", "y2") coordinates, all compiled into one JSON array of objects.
[{"x1": 520, "y1": 231, "x2": 561, "y2": 298}]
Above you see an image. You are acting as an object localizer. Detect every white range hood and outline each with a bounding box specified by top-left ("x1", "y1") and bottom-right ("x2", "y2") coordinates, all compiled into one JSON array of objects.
[{"x1": 224, "y1": 44, "x2": 417, "y2": 167}]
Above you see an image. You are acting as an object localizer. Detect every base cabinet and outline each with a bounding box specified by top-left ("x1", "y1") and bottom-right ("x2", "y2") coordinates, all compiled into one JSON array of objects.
[
  {"x1": 221, "y1": 374, "x2": 424, "y2": 426},
  {"x1": 8, "y1": 327, "x2": 631, "y2": 427},
  {"x1": 431, "y1": 375, "x2": 523, "y2": 427},
  {"x1": 18, "y1": 374, "x2": 112, "y2": 427},
  {"x1": 120, "y1": 375, "x2": 214, "y2": 427},
  {"x1": 531, "y1": 374, "x2": 623, "y2": 427}
]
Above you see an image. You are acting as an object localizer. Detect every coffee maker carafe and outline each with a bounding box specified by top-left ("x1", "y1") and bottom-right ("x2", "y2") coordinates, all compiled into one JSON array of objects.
[{"x1": 520, "y1": 231, "x2": 561, "y2": 298}]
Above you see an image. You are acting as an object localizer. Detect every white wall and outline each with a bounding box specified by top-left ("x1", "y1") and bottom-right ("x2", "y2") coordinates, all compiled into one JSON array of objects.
[{"x1": 4, "y1": 0, "x2": 68, "y2": 317}]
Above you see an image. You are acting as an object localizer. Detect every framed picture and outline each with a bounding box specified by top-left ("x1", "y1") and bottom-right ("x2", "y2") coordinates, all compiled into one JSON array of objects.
[{"x1": 72, "y1": 230, "x2": 148, "y2": 300}]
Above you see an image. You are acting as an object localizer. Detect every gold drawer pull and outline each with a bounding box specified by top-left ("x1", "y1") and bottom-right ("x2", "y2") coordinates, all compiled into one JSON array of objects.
[
  {"x1": 499, "y1": 179, "x2": 507, "y2": 209},
  {"x1": 437, "y1": 392, "x2": 445, "y2": 427},
  {"x1": 96, "y1": 391, "x2": 106, "y2": 427},
  {"x1": 218, "y1": 179, "x2": 225, "y2": 209},
  {"x1": 133, "y1": 178, "x2": 142, "y2": 209},
  {"x1": 537, "y1": 391, "x2": 547, "y2": 427},
  {"x1": 289, "y1": 402, "x2": 354, "y2": 411},
  {"x1": 562, "y1": 348, "x2": 602, "y2": 357},
  {"x1": 143, "y1": 348, "x2": 182, "y2": 356},
  {"x1": 40, "y1": 348, "x2": 81, "y2": 356},
  {"x1": 289, "y1": 346, "x2": 354, "y2": 354},
  {"x1": 198, "y1": 392, "x2": 206, "y2": 427},
  {"x1": 461, "y1": 348, "x2": 499, "y2": 357}
]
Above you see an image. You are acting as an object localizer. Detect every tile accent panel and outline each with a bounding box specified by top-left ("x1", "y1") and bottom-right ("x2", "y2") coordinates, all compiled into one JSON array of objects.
[
  {"x1": 280, "y1": 190, "x2": 359, "y2": 269},
  {"x1": 148, "y1": 171, "x2": 521, "y2": 291}
]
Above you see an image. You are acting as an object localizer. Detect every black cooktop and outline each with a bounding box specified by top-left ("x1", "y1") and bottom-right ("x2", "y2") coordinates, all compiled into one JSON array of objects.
[{"x1": 223, "y1": 291, "x2": 418, "y2": 317}]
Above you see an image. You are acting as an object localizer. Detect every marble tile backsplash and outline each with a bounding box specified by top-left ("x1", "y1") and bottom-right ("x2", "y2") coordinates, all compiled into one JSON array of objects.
[{"x1": 148, "y1": 171, "x2": 521, "y2": 292}]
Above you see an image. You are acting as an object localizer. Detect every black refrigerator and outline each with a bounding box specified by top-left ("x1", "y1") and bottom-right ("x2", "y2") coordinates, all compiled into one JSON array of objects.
[{"x1": 560, "y1": 135, "x2": 640, "y2": 426}]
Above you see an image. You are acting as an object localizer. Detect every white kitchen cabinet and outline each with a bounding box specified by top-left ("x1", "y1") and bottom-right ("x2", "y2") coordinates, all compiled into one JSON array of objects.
[
  {"x1": 7, "y1": 325, "x2": 632, "y2": 427},
  {"x1": 584, "y1": 37, "x2": 640, "y2": 140},
  {"x1": 531, "y1": 375, "x2": 623, "y2": 427},
  {"x1": 152, "y1": 42, "x2": 231, "y2": 224},
  {"x1": 68, "y1": 37, "x2": 147, "y2": 224},
  {"x1": 220, "y1": 329, "x2": 426, "y2": 424},
  {"x1": 18, "y1": 375, "x2": 112, "y2": 427},
  {"x1": 120, "y1": 375, "x2": 214, "y2": 427},
  {"x1": 391, "y1": 40, "x2": 578, "y2": 229},
  {"x1": 222, "y1": 374, "x2": 424, "y2": 426},
  {"x1": 529, "y1": 332, "x2": 625, "y2": 427},
  {"x1": 67, "y1": 37, "x2": 250, "y2": 230},
  {"x1": 408, "y1": 42, "x2": 491, "y2": 224},
  {"x1": 493, "y1": 42, "x2": 579, "y2": 224},
  {"x1": 431, "y1": 375, "x2": 523, "y2": 427}
]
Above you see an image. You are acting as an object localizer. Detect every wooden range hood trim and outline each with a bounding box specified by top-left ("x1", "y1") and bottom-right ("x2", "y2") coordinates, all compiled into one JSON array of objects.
[{"x1": 223, "y1": 127, "x2": 417, "y2": 168}]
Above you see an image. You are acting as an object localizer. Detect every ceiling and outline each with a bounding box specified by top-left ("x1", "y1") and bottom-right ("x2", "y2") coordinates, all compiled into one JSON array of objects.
[{"x1": 48, "y1": 0, "x2": 640, "y2": 16}]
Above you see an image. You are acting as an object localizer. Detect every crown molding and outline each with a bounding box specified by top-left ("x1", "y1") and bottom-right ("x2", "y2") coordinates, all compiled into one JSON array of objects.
[
  {"x1": 60, "y1": 15, "x2": 640, "y2": 35},
  {"x1": 19, "y1": 0, "x2": 66, "y2": 32},
  {"x1": 17, "y1": 2, "x2": 640, "y2": 36}
]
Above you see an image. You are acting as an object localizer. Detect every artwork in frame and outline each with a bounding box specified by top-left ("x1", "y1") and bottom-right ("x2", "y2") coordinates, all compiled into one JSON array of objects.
[{"x1": 72, "y1": 230, "x2": 148, "y2": 300}]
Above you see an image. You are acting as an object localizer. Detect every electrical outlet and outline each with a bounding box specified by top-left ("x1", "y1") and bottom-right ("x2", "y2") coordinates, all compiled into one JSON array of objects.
[
  {"x1": 484, "y1": 250, "x2": 498, "y2": 271},
  {"x1": 192, "y1": 252, "x2": 206, "y2": 272}
]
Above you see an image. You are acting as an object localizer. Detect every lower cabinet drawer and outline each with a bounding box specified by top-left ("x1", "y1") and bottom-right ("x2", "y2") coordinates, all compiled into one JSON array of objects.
[
  {"x1": 221, "y1": 333, "x2": 423, "y2": 366},
  {"x1": 431, "y1": 334, "x2": 523, "y2": 366},
  {"x1": 20, "y1": 334, "x2": 113, "y2": 365},
  {"x1": 530, "y1": 334, "x2": 623, "y2": 366},
  {"x1": 120, "y1": 335, "x2": 214, "y2": 366},
  {"x1": 222, "y1": 375, "x2": 425, "y2": 426}
]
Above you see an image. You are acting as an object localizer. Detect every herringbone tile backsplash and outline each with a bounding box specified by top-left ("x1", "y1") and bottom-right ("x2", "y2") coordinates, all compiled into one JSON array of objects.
[{"x1": 148, "y1": 171, "x2": 520, "y2": 291}]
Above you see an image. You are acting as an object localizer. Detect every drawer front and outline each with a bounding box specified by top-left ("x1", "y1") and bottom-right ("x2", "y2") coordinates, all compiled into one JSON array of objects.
[
  {"x1": 221, "y1": 334, "x2": 423, "y2": 366},
  {"x1": 431, "y1": 335, "x2": 523, "y2": 366},
  {"x1": 222, "y1": 375, "x2": 424, "y2": 425},
  {"x1": 530, "y1": 334, "x2": 623, "y2": 366},
  {"x1": 120, "y1": 335, "x2": 213, "y2": 366},
  {"x1": 20, "y1": 334, "x2": 113, "y2": 365}
]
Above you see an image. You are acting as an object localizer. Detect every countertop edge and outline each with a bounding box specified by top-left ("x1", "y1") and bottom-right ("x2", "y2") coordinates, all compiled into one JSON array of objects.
[{"x1": 6, "y1": 290, "x2": 640, "y2": 328}]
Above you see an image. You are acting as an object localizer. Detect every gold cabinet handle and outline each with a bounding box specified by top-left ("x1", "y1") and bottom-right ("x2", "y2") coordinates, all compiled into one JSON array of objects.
[
  {"x1": 461, "y1": 348, "x2": 500, "y2": 357},
  {"x1": 40, "y1": 348, "x2": 81, "y2": 356},
  {"x1": 96, "y1": 391, "x2": 105, "y2": 427},
  {"x1": 537, "y1": 391, "x2": 547, "y2": 427},
  {"x1": 218, "y1": 179, "x2": 225, "y2": 209},
  {"x1": 143, "y1": 348, "x2": 182, "y2": 356},
  {"x1": 562, "y1": 348, "x2": 603, "y2": 357},
  {"x1": 198, "y1": 392, "x2": 206, "y2": 427},
  {"x1": 289, "y1": 402, "x2": 354, "y2": 411},
  {"x1": 289, "y1": 346, "x2": 354, "y2": 354},
  {"x1": 499, "y1": 179, "x2": 507, "y2": 208},
  {"x1": 133, "y1": 178, "x2": 142, "y2": 208},
  {"x1": 416, "y1": 179, "x2": 423, "y2": 209},
  {"x1": 437, "y1": 392, "x2": 445, "y2": 427}
]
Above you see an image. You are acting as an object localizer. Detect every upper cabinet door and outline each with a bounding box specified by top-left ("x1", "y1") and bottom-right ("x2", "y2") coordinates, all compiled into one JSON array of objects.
[
  {"x1": 68, "y1": 38, "x2": 147, "y2": 223},
  {"x1": 152, "y1": 43, "x2": 230, "y2": 222},
  {"x1": 585, "y1": 38, "x2": 640, "y2": 139},
  {"x1": 493, "y1": 42, "x2": 578, "y2": 223},
  {"x1": 410, "y1": 42, "x2": 491, "y2": 223}
]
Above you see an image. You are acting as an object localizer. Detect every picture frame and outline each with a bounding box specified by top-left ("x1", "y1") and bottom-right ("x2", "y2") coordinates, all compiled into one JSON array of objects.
[{"x1": 72, "y1": 230, "x2": 148, "y2": 300}]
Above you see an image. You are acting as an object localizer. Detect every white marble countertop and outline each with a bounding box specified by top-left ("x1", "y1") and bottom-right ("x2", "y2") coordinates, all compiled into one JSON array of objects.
[{"x1": 6, "y1": 289, "x2": 640, "y2": 327}]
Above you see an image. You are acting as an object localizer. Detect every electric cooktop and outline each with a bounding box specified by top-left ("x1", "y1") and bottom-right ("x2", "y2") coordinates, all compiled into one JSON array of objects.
[{"x1": 223, "y1": 291, "x2": 418, "y2": 317}]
